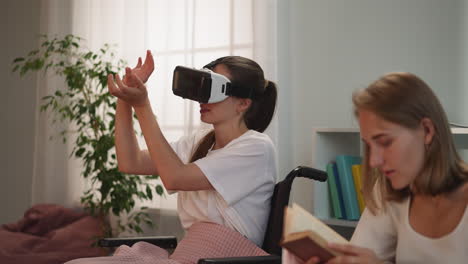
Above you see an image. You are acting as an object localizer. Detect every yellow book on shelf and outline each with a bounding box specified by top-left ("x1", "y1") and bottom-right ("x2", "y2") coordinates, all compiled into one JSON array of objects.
[{"x1": 351, "y1": 164, "x2": 365, "y2": 213}]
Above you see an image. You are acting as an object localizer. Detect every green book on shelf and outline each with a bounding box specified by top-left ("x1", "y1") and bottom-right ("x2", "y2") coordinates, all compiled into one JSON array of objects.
[
  {"x1": 326, "y1": 162, "x2": 342, "y2": 219},
  {"x1": 335, "y1": 155, "x2": 362, "y2": 220}
]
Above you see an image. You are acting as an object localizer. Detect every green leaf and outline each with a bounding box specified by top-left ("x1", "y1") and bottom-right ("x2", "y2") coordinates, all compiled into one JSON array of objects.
[
  {"x1": 155, "y1": 185, "x2": 164, "y2": 196},
  {"x1": 27, "y1": 49, "x2": 39, "y2": 56},
  {"x1": 12, "y1": 57, "x2": 25, "y2": 63},
  {"x1": 84, "y1": 51, "x2": 93, "y2": 59},
  {"x1": 134, "y1": 225, "x2": 143, "y2": 234},
  {"x1": 144, "y1": 220, "x2": 154, "y2": 227},
  {"x1": 75, "y1": 148, "x2": 86, "y2": 158},
  {"x1": 146, "y1": 185, "x2": 153, "y2": 200}
]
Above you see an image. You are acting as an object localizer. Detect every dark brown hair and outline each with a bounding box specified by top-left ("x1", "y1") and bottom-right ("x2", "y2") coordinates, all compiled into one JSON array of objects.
[
  {"x1": 189, "y1": 56, "x2": 277, "y2": 162},
  {"x1": 353, "y1": 72, "x2": 468, "y2": 213}
]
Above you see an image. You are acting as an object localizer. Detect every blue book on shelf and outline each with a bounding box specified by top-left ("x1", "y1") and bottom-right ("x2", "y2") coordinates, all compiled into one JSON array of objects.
[
  {"x1": 336, "y1": 155, "x2": 362, "y2": 220},
  {"x1": 326, "y1": 162, "x2": 347, "y2": 219},
  {"x1": 326, "y1": 162, "x2": 342, "y2": 219},
  {"x1": 332, "y1": 162, "x2": 347, "y2": 219}
]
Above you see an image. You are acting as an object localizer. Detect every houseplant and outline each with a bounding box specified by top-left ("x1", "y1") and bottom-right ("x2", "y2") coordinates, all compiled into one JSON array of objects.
[{"x1": 12, "y1": 34, "x2": 164, "y2": 237}]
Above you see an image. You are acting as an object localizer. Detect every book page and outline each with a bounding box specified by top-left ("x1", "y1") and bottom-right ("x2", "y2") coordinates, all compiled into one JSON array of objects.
[{"x1": 287, "y1": 203, "x2": 348, "y2": 244}]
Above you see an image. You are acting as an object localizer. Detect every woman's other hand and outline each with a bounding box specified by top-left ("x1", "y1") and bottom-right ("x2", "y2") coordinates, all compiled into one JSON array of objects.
[
  {"x1": 305, "y1": 243, "x2": 382, "y2": 264},
  {"x1": 108, "y1": 68, "x2": 149, "y2": 107},
  {"x1": 123, "y1": 50, "x2": 154, "y2": 86}
]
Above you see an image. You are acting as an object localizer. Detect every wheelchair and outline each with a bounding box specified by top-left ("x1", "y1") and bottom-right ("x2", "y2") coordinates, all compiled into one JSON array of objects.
[{"x1": 98, "y1": 166, "x2": 352, "y2": 263}]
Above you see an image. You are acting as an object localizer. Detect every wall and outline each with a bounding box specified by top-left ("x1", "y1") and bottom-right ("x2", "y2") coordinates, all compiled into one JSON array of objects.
[
  {"x1": 276, "y1": 0, "x2": 294, "y2": 179},
  {"x1": 276, "y1": 0, "x2": 465, "y2": 211},
  {"x1": 460, "y1": 0, "x2": 468, "y2": 125},
  {"x1": 1, "y1": 0, "x2": 41, "y2": 223}
]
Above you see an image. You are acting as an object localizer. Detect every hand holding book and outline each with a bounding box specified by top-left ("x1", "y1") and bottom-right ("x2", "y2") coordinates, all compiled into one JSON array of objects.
[
  {"x1": 280, "y1": 203, "x2": 382, "y2": 264},
  {"x1": 280, "y1": 203, "x2": 349, "y2": 262}
]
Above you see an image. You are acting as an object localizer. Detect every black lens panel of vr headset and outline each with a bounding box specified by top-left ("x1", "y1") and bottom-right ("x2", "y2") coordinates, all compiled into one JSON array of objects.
[{"x1": 172, "y1": 66, "x2": 252, "y2": 104}]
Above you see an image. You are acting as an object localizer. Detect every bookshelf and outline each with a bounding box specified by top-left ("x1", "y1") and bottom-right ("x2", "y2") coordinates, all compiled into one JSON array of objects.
[{"x1": 311, "y1": 127, "x2": 468, "y2": 228}]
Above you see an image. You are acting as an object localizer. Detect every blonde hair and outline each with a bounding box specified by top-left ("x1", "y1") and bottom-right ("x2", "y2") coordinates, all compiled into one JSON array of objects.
[{"x1": 353, "y1": 72, "x2": 468, "y2": 214}]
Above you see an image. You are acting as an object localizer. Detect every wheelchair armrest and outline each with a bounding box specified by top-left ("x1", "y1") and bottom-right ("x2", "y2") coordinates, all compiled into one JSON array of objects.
[
  {"x1": 98, "y1": 236, "x2": 177, "y2": 249},
  {"x1": 197, "y1": 255, "x2": 281, "y2": 264}
]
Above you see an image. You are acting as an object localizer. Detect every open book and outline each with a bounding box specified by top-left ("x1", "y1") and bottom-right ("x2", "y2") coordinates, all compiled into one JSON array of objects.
[{"x1": 280, "y1": 203, "x2": 349, "y2": 262}]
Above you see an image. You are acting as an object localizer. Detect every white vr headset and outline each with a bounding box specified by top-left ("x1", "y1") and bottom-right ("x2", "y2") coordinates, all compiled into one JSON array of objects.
[{"x1": 172, "y1": 66, "x2": 253, "y2": 104}]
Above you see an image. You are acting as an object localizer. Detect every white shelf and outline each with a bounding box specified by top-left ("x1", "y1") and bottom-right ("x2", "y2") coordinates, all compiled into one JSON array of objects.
[
  {"x1": 451, "y1": 127, "x2": 468, "y2": 134},
  {"x1": 311, "y1": 129, "x2": 361, "y2": 223},
  {"x1": 320, "y1": 218, "x2": 358, "y2": 228}
]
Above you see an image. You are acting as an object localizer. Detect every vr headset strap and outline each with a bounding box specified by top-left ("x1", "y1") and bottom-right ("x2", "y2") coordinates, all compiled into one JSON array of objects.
[{"x1": 225, "y1": 83, "x2": 254, "y2": 99}]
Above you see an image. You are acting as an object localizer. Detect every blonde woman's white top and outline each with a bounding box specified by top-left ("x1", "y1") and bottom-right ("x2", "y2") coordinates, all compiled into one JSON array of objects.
[{"x1": 351, "y1": 197, "x2": 468, "y2": 264}]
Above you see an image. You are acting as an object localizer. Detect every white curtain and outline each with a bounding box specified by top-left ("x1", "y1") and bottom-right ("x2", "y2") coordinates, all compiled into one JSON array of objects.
[
  {"x1": 32, "y1": 0, "x2": 84, "y2": 208},
  {"x1": 33, "y1": 0, "x2": 277, "y2": 210}
]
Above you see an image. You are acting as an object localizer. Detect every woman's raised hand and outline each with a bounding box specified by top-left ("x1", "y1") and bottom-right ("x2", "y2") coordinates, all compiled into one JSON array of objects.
[
  {"x1": 123, "y1": 50, "x2": 154, "y2": 87},
  {"x1": 108, "y1": 67, "x2": 150, "y2": 107},
  {"x1": 305, "y1": 243, "x2": 382, "y2": 264}
]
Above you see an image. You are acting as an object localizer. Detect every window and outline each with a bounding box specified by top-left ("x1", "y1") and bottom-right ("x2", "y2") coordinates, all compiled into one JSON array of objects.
[{"x1": 138, "y1": 0, "x2": 255, "y2": 209}]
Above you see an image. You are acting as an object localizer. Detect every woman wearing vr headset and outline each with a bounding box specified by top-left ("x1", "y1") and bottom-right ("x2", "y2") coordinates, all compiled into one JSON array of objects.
[
  {"x1": 284, "y1": 72, "x2": 468, "y2": 264},
  {"x1": 98, "y1": 51, "x2": 277, "y2": 262}
]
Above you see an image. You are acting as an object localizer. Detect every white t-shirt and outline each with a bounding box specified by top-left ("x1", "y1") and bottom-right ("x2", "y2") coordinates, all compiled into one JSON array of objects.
[
  {"x1": 169, "y1": 129, "x2": 277, "y2": 246},
  {"x1": 351, "y1": 197, "x2": 468, "y2": 264}
]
